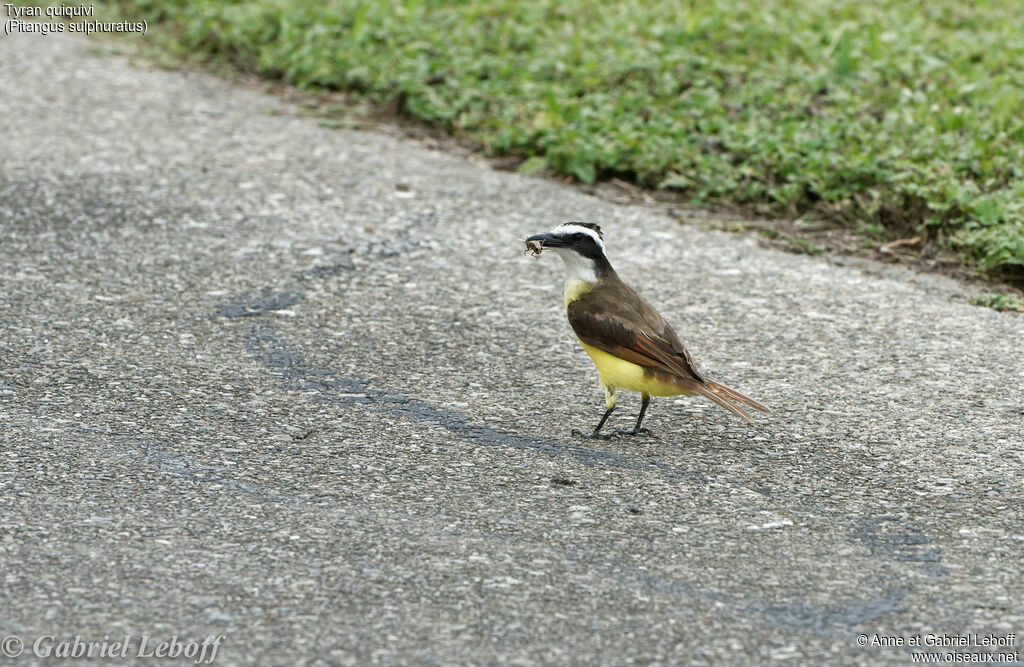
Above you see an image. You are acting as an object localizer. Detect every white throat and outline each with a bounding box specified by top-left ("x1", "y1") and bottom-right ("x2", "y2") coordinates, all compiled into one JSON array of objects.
[
  {"x1": 555, "y1": 248, "x2": 599, "y2": 303},
  {"x1": 555, "y1": 249, "x2": 598, "y2": 283}
]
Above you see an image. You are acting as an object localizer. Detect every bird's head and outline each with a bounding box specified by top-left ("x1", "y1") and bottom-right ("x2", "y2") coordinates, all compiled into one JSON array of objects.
[
  {"x1": 526, "y1": 222, "x2": 612, "y2": 283},
  {"x1": 526, "y1": 221, "x2": 607, "y2": 260}
]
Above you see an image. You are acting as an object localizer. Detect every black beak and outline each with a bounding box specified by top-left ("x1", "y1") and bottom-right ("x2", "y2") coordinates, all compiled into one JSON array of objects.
[{"x1": 526, "y1": 232, "x2": 566, "y2": 248}]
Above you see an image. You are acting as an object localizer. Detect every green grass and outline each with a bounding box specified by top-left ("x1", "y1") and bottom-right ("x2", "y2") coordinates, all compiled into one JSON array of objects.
[
  {"x1": 101, "y1": 0, "x2": 1024, "y2": 276},
  {"x1": 970, "y1": 292, "x2": 1024, "y2": 312}
]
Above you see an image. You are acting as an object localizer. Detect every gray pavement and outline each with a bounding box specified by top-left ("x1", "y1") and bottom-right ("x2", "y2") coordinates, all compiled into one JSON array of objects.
[{"x1": 2, "y1": 28, "x2": 1023, "y2": 666}]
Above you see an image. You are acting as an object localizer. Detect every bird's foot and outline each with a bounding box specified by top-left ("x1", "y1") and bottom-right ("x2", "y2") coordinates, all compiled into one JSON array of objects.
[
  {"x1": 615, "y1": 427, "x2": 654, "y2": 437},
  {"x1": 571, "y1": 428, "x2": 615, "y2": 440}
]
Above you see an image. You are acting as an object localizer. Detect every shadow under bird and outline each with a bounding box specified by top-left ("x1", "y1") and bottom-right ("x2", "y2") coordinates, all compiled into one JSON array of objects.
[{"x1": 526, "y1": 222, "x2": 769, "y2": 438}]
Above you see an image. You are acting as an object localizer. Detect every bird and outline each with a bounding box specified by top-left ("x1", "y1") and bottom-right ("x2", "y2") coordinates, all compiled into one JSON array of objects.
[{"x1": 525, "y1": 222, "x2": 768, "y2": 439}]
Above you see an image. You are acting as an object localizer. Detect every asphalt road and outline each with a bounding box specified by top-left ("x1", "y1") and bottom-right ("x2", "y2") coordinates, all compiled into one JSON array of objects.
[{"x1": 2, "y1": 28, "x2": 1023, "y2": 666}]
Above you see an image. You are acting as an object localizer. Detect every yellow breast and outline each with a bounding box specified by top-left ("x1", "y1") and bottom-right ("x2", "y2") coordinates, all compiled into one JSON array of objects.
[
  {"x1": 578, "y1": 342, "x2": 695, "y2": 397},
  {"x1": 564, "y1": 278, "x2": 595, "y2": 307}
]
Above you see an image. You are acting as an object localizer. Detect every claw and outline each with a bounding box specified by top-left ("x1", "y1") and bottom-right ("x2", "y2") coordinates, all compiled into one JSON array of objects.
[
  {"x1": 571, "y1": 428, "x2": 615, "y2": 440},
  {"x1": 615, "y1": 427, "x2": 654, "y2": 437}
]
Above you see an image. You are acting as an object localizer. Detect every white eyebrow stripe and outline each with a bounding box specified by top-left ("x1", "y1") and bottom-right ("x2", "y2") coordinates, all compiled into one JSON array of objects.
[{"x1": 553, "y1": 223, "x2": 605, "y2": 250}]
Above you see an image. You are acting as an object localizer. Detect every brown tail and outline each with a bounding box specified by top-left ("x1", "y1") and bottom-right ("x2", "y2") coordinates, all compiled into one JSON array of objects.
[
  {"x1": 708, "y1": 380, "x2": 770, "y2": 413},
  {"x1": 693, "y1": 380, "x2": 770, "y2": 423}
]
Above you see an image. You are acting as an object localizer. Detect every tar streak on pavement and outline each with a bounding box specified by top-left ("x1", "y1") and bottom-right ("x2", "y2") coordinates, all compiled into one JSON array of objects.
[
  {"x1": 853, "y1": 516, "x2": 943, "y2": 564},
  {"x1": 115, "y1": 437, "x2": 303, "y2": 505},
  {"x1": 217, "y1": 290, "x2": 303, "y2": 318},
  {"x1": 750, "y1": 597, "x2": 907, "y2": 635},
  {"x1": 229, "y1": 290, "x2": 708, "y2": 484}
]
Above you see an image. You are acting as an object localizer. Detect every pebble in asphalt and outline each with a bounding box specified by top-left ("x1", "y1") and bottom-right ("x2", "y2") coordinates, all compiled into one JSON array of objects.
[{"x1": 1, "y1": 28, "x2": 1023, "y2": 665}]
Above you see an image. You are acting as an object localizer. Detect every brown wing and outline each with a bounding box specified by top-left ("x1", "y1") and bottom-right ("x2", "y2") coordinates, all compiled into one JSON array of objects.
[
  {"x1": 566, "y1": 279, "x2": 706, "y2": 386},
  {"x1": 567, "y1": 278, "x2": 770, "y2": 421}
]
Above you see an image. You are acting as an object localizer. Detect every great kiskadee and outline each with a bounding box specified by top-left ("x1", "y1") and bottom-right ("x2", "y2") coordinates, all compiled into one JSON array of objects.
[{"x1": 526, "y1": 222, "x2": 769, "y2": 438}]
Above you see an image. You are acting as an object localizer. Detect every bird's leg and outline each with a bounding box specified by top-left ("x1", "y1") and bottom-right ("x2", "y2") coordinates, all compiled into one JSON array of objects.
[
  {"x1": 618, "y1": 393, "x2": 653, "y2": 436},
  {"x1": 633, "y1": 393, "x2": 652, "y2": 434},
  {"x1": 572, "y1": 405, "x2": 616, "y2": 439},
  {"x1": 572, "y1": 383, "x2": 616, "y2": 439}
]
